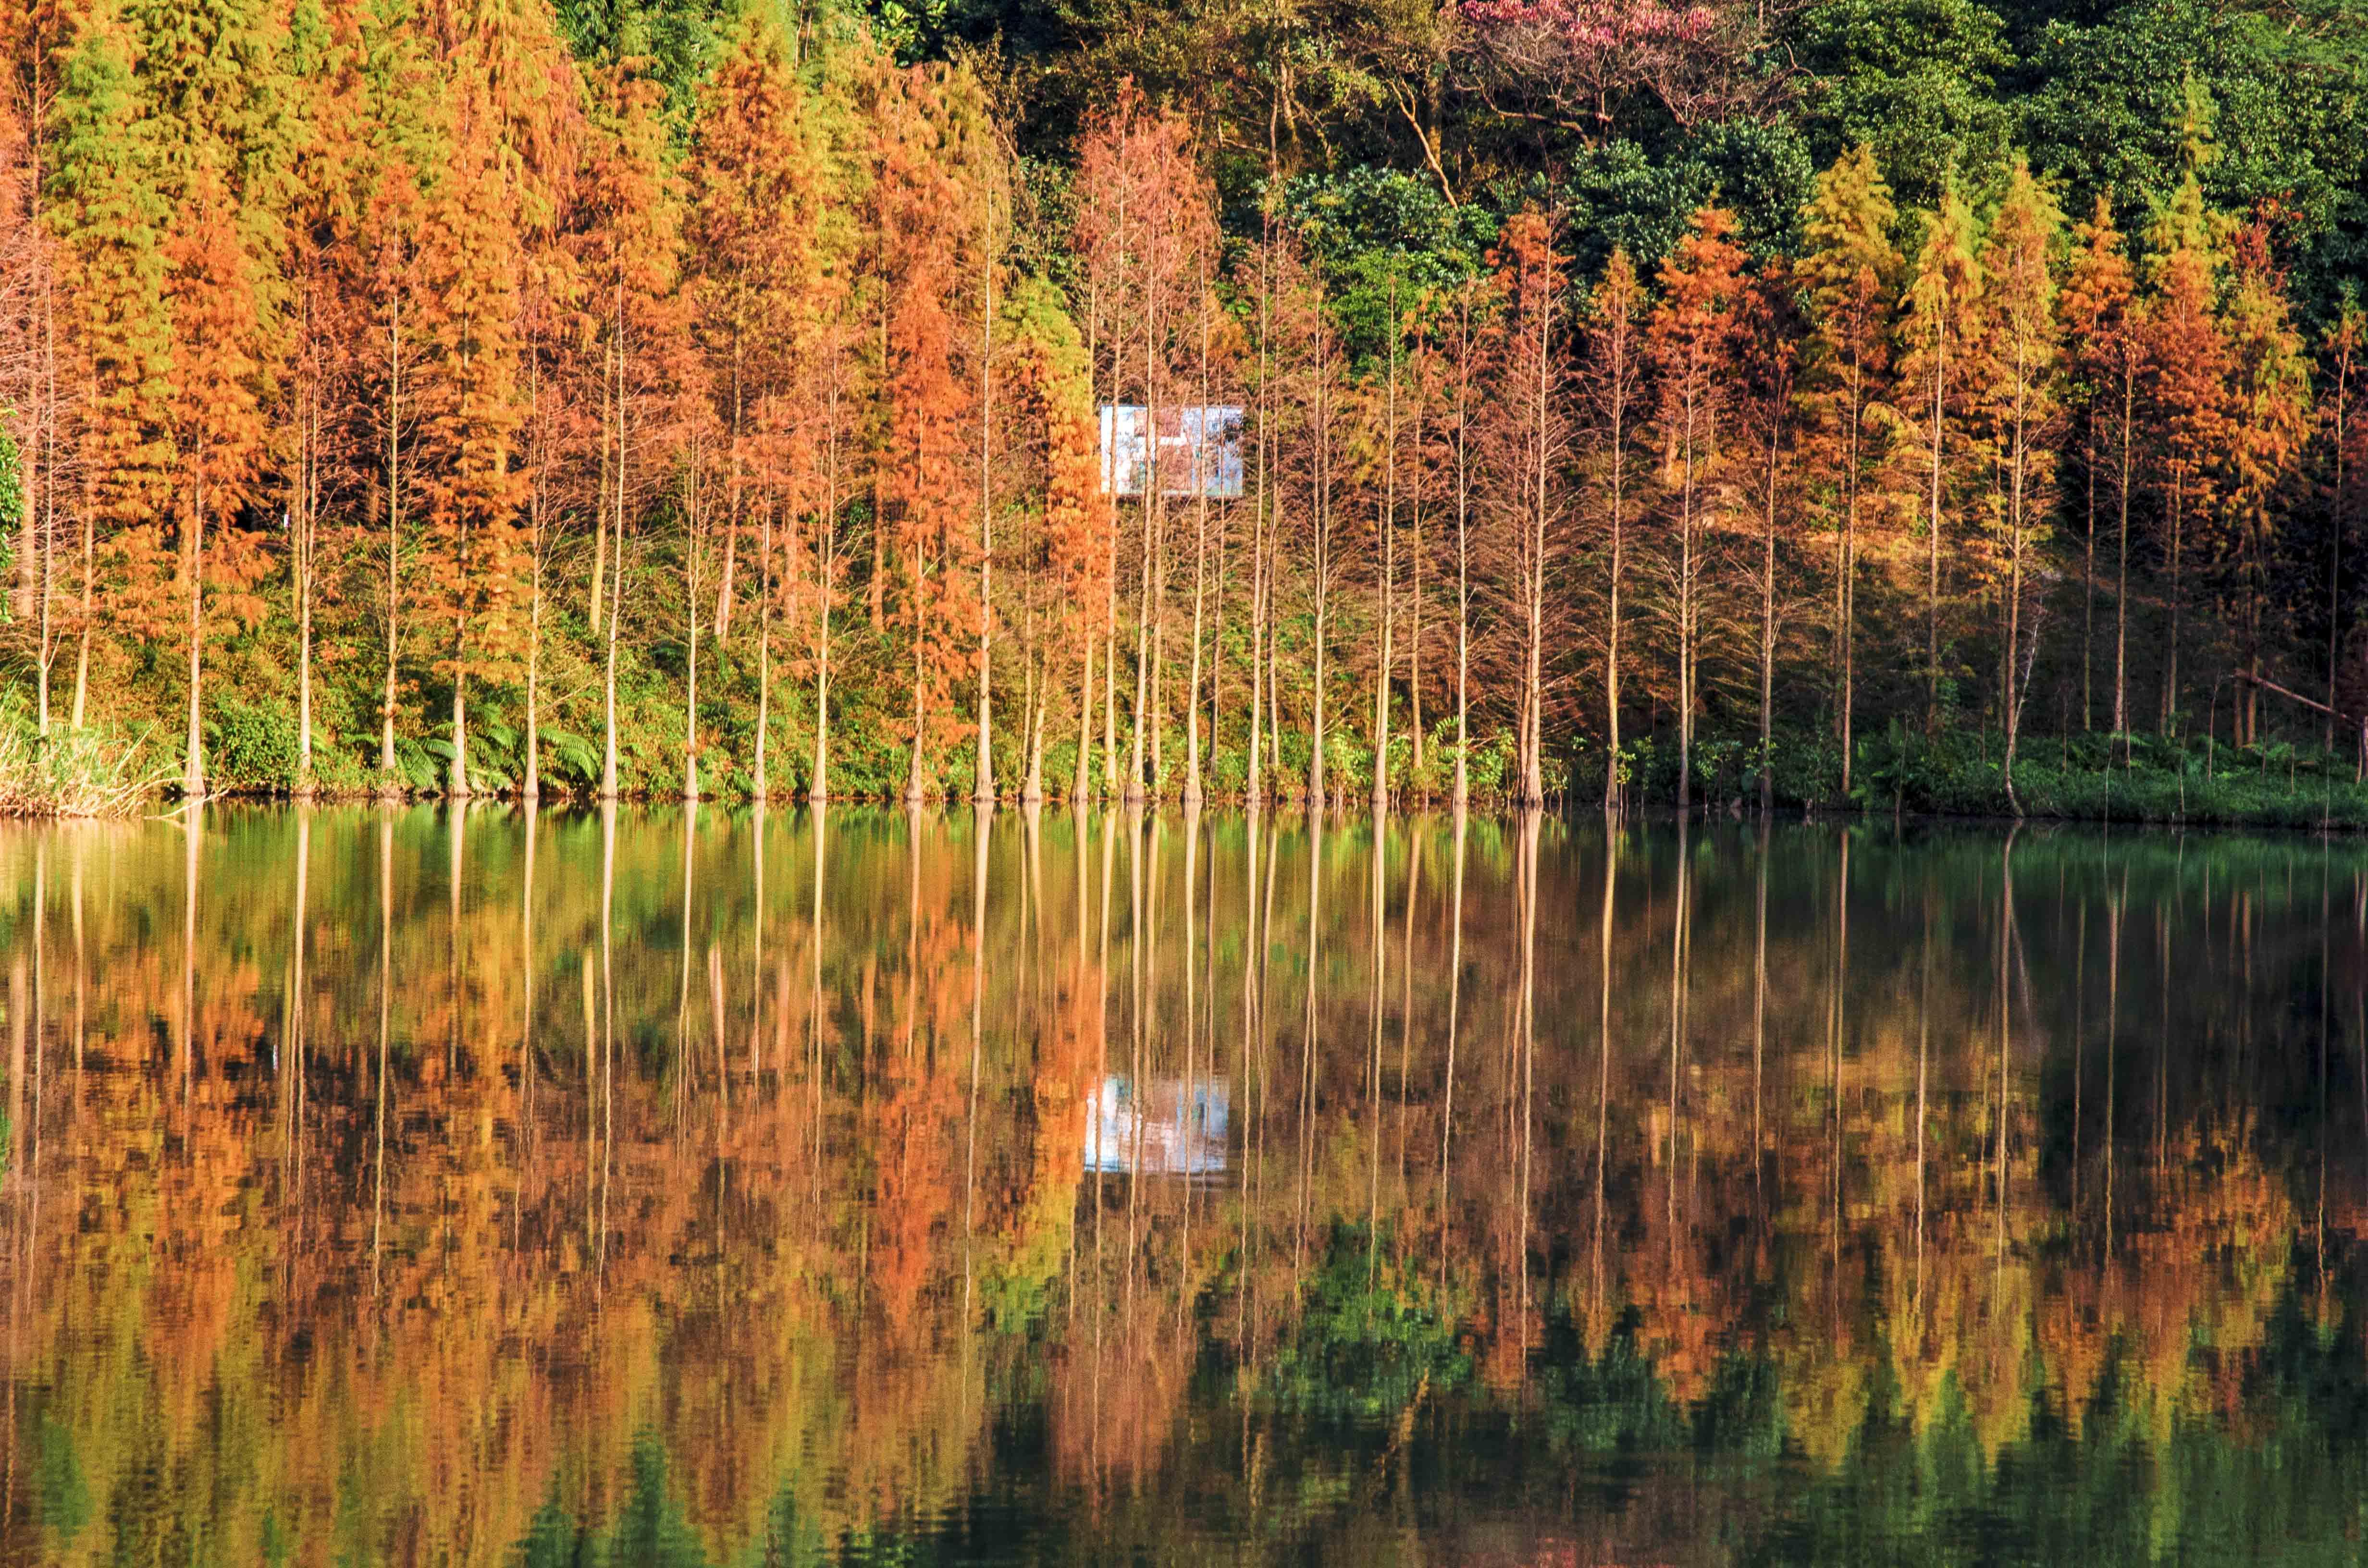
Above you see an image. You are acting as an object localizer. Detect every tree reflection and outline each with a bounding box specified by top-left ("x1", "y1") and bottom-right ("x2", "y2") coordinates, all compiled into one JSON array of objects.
[{"x1": 0, "y1": 812, "x2": 2361, "y2": 1565}]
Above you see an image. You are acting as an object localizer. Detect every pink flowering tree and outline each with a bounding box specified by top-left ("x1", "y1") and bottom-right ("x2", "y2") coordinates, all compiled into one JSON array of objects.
[{"x1": 1455, "y1": 0, "x2": 1788, "y2": 140}]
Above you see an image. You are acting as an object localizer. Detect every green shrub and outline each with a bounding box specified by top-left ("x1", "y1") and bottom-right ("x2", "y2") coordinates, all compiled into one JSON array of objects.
[
  {"x1": 206, "y1": 698, "x2": 301, "y2": 792},
  {"x1": 1321, "y1": 727, "x2": 1373, "y2": 797}
]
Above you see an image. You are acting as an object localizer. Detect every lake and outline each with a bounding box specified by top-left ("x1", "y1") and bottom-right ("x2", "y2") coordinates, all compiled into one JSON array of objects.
[{"x1": 0, "y1": 805, "x2": 2363, "y2": 1566}]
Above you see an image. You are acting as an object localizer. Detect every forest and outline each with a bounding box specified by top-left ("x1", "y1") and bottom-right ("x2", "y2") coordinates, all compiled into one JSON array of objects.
[{"x1": 4, "y1": 0, "x2": 2368, "y2": 812}]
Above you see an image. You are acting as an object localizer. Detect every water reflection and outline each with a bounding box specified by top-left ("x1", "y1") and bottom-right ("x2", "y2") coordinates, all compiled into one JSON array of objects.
[{"x1": 0, "y1": 805, "x2": 2363, "y2": 1566}]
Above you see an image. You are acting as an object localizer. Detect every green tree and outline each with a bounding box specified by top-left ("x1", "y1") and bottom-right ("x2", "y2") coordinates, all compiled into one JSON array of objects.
[
  {"x1": 2023, "y1": 0, "x2": 2368, "y2": 318},
  {"x1": 1798, "y1": 0, "x2": 2015, "y2": 208}
]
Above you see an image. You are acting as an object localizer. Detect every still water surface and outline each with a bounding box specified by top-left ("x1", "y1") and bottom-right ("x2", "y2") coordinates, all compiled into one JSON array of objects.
[{"x1": 0, "y1": 806, "x2": 2364, "y2": 1566}]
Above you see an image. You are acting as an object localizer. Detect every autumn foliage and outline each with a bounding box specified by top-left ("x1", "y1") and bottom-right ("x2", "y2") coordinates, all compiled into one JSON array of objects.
[{"x1": 0, "y1": 1, "x2": 2358, "y2": 810}]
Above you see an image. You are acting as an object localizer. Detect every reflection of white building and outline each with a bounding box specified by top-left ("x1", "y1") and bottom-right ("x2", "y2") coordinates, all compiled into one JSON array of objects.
[{"x1": 1083, "y1": 1077, "x2": 1230, "y2": 1176}]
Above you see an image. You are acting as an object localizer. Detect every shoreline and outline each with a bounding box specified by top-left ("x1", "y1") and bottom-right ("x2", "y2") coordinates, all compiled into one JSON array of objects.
[{"x1": 11, "y1": 782, "x2": 2368, "y2": 840}]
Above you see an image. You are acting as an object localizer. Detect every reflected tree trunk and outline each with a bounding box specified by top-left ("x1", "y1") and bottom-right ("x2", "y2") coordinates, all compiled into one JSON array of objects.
[
  {"x1": 1296, "y1": 814, "x2": 1323, "y2": 1276},
  {"x1": 372, "y1": 810, "x2": 392, "y2": 1311},
  {"x1": 516, "y1": 800, "x2": 536, "y2": 1243},
  {"x1": 181, "y1": 804, "x2": 199, "y2": 1094},
  {"x1": 809, "y1": 803, "x2": 829, "y2": 1197},
  {"x1": 1592, "y1": 815, "x2": 1616, "y2": 1335}
]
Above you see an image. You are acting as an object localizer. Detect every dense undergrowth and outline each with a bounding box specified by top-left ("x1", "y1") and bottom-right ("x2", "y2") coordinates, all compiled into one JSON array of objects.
[{"x1": 25, "y1": 591, "x2": 2368, "y2": 830}]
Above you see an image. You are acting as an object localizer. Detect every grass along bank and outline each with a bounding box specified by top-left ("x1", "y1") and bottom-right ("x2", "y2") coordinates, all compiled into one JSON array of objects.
[
  {"x1": 1597, "y1": 722, "x2": 2368, "y2": 831},
  {"x1": 0, "y1": 705, "x2": 173, "y2": 818}
]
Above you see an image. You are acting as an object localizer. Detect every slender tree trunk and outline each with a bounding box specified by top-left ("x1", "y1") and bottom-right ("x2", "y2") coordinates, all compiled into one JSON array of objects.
[
  {"x1": 1095, "y1": 172, "x2": 1124, "y2": 795},
  {"x1": 1079, "y1": 210, "x2": 1105, "y2": 810},
  {"x1": 12, "y1": 478, "x2": 30, "y2": 636},
  {"x1": 1021, "y1": 607, "x2": 1044, "y2": 804},
  {"x1": 1073, "y1": 633, "x2": 1094, "y2": 804},
  {"x1": 296, "y1": 380, "x2": 317, "y2": 790},
  {"x1": 1127, "y1": 251, "x2": 1161, "y2": 804},
  {"x1": 1267, "y1": 538, "x2": 1284, "y2": 792},
  {"x1": 525, "y1": 325, "x2": 548, "y2": 798},
  {"x1": 449, "y1": 298, "x2": 484, "y2": 800},
  {"x1": 2003, "y1": 420, "x2": 2030, "y2": 815},
  {"x1": 1372, "y1": 499, "x2": 1392, "y2": 810},
  {"x1": 1151, "y1": 502, "x2": 1166, "y2": 792},
  {"x1": 812, "y1": 515, "x2": 833, "y2": 803},
  {"x1": 1207, "y1": 496, "x2": 1228, "y2": 802},
  {"x1": 2083, "y1": 408, "x2": 2097, "y2": 732},
  {"x1": 1925, "y1": 340, "x2": 1945, "y2": 731},
  {"x1": 1023, "y1": 655, "x2": 1046, "y2": 802},
  {"x1": 525, "y1": 524, "x2": 543, "y2": 803},
  {"x1": 71, "y1": 488, "x2": 90, "y2": 731},
  {"x1": 449, "y1": 519, "x2": 470, "y2": 799},
  {"x1": 449, "y1": 667, "x2": 469, "y2": 796},
  {"x1": 1408, "y1": 380, "x2": 1425, "y2": 790},
  {"x1": 1128, "y1": 498, "x2": 1152, "y2": 801},
  {"x1": 754, "y1": 504, "x2": 774, "y2": 802},
  {"x1": 814, "y1": 378, "x2": 841, "y2": 802},
  {"x1": 1454, "y1": 298, "x2": 1473, "y2": 811},
  {"x1": 1246, "y1": 487, "x2": 1265, "y2": 806},
  {"x1": 974, "y1": 498, "x2": 994, "y2": 798},
  {"x1": 1607, "y1": 368, "x2": 1627, "y2": 813},
  {"x1": 1760, "y1": 408, "x2": 1779, "y2": 812},
  {"x1": 600, "y1": 523, "x2": 623, "y2": 799},
  {"x1": 1309, "y1": 369, "x2": 1332, "y2": 809},
  {"x1": 2329, "y1": 356, "x2": 2349, "y2": 745},
  {"x1": 906, "y1": 525, "x2": 928, "y2": 804},
  {"x1": 1373, "y1": 274, "x2": 1398, "y2": 810},
  {"x1": 1523, "y1": 552, "x2": 1543, "y2": 806},
  {"x1": 184, "y1": 469, "x2": 205, "y2": 799},
  {"x1": 1103, "y1": 527, "x2": 1119, "y2": 796},
  {"x1": 716, "y1": 357, "x2": 742, "y2": 646},
  {"x1": 1520, "y1": 291, "x2": 1549, "y2": 808},
  {"x1": 591, "y1": 327, "x2": 613, "y2": 633},
  {"x1": 975, "y1": 225, "x2": 997, "y2": 803},
  {"x1": 1839, "y1": 358, "x2": 1862, "y2": 799},
  {"x1": 14, "y1": 359, "x2": 36, "y2": 630},
  {"x1": 33, "y1": 419, "x2": 52, "y2": 738},
  {"x1": 33, "y1": 226, "x2": 80, "y2": 735},
  {"x1": 686, "y1": 476, "x2": 703, "y2": 802},
  {"x1": 1186, "y1": 287, "x2": 1214, "y2": 808},
  {"x1": 2114, "y1": 367, "x2": 2134, "y2": 739},
  {"x1": 1247, "y1": 231, "x2": 1272, "y2": 809},
  {"x1": 1311, "y1": 550, "x2": 1330, "y2": 808},
  {"x1": 28, "y1": 188, "x2": 54, "y2": 725},
  {"x1": 1186, "y1": 495, "x2": 1208, "y2": 807},
  {"x1": 602, "y1": 312, "x2": 633, "y2": 798},
  {"x1": 1676, "y1": 406, "x2": 1698, "y2": 814},
  {"x1": 2165, "y1": 475, "x2": 2183, "y2": 732},
  {"x1": 870, "y1": 289, "x2": 888, "y2": 633},
  {"x1": 382, "y1": 294, "x2": 404, "y2": 786}
]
